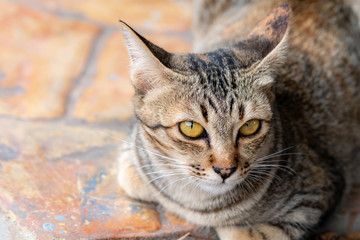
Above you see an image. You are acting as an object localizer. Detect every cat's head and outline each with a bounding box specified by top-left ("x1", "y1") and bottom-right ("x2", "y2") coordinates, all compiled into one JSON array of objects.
[{"x1": 121, "y1": 5, "x2": 290, "y2": 195}]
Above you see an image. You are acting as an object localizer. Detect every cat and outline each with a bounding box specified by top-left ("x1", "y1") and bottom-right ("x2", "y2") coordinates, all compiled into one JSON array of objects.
[{"x1": 117, "y1": 0, "x2": 360, "y2": 239}]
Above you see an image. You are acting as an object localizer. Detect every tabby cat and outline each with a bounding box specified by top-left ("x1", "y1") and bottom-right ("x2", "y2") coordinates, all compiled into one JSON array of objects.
[{"x1": 118, "y1": 0, "x2": 360, "y2": 239}]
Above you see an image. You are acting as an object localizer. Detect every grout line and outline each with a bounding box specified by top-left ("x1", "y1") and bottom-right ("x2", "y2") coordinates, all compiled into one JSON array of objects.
[
  {"x1": 0, "y1": 115, "x2": 135, "y2": 133},
  {"x1": 63, "y1": 27, "x2": 117, "y2": 119},
  {"x1": 5, "y1": 0, "x2": 193, "y2": 131},
  {"x1": 12, "y1": 0, "x2": 107, "y2": 27},
  {"x1": 11, "y1": 0, "x2": 194, "y2": 56}
]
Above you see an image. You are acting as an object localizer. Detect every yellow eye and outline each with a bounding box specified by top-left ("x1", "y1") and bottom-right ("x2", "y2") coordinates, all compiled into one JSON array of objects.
[
  {"x1": 179, "y1": 121, "x2": 205, "y2": 139},
  {"x1": 239, "y1": 120, "x2": 261, "y2": 136}
]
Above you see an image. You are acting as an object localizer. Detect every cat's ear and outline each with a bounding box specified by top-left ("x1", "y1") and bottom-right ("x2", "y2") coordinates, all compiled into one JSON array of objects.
[
  {"x1": 120, "y1": 21, "x2": 176, "y2": 94},
  {"x1": 240, "y1": 4, "x2": 291, "y2": 86}
]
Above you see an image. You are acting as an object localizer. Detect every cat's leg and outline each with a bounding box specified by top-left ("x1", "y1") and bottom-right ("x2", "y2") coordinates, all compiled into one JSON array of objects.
[
  {"x1": 117, "y1": 144, "x2": 156, "y2": 202},
  {"x1": 216, "y1": 225, "x2": 291, "y2": 240}
]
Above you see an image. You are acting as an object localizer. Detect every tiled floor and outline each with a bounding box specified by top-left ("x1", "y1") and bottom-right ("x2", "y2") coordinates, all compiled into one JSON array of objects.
[{"x1": 0, "y1": 0, "x2": 359, "y2": 239}]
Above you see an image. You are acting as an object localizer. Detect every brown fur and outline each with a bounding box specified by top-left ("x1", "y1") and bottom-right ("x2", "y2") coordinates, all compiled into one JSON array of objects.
[{"x1": 118, "y1": 1, "x2": 360, "y2": 239}]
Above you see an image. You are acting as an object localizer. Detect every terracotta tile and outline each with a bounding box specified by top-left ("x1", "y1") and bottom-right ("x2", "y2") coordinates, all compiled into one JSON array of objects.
[
  {"x1": 28, "y1": 0, "x2": 192, "y2": 32},
  {"x1": 0, "y1": 119, "x2": 197, "y2": 239},
  {"x1": 0, "y1": 1, "x2": 99, "y2": 119},
  {"x1": 72, "y1": 31, "x2": 191, "y2": 122}
]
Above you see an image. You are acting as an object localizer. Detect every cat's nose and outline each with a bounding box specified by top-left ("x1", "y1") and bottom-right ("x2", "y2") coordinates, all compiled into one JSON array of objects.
[{"x1": 212, "y1": 166, "x2": 237, "y2": 180}]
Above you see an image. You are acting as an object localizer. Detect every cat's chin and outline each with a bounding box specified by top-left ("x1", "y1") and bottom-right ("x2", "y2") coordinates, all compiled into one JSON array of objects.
[{"x1": 199, "y1": 181, "x2": 237, "y2": 195}]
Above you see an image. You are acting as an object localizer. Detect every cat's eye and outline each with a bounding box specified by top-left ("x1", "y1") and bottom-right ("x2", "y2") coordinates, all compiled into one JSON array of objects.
[
  {"x1": 239, "y1": 120, "x2": 261, "y2": 136},
  {"x1": 179, "y1": 121, "x2": 205, "y2": 139}
]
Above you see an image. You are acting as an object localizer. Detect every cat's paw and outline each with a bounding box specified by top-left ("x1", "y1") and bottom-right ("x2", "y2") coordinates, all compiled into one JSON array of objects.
[
  {"x1": 117, "y1": 148, "x2": 156, "y2": 202},
  {"x1": 216, "y1": 225, "x2": 289, "y2": 240}
]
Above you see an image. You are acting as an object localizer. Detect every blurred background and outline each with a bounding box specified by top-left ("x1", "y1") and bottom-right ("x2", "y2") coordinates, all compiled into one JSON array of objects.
[{"x1": 0, "y1": 0, "x2": 191, "y2": 123}]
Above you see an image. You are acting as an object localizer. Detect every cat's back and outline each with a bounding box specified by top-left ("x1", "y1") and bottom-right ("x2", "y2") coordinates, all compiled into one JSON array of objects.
[{"x1": 193, "y1": 0, "x2": 360, "y2": 162}]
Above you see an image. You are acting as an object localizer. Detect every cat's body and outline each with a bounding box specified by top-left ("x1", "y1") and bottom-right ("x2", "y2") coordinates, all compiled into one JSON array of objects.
[
  {"x1": 193, "y1": 0, "x2": 360, "y2": 166},
  {"x1": 118, "y1": 1, "x2": 360, "y2": 239}
]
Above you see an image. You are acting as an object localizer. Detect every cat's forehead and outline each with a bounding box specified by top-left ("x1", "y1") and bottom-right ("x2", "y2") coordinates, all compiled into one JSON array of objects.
[
  {"x1": 174, "y1": 50, "x2": 254, "y2": 94},
  {"x1": 178, "y1": 54, "x2": 245, "y2": 101},
  {"x1": 186, "y1": 49, "x2": 241, "y2": 71},
  {"x1": 166, "y1": 50, "x2": 271, "y2": 117}
]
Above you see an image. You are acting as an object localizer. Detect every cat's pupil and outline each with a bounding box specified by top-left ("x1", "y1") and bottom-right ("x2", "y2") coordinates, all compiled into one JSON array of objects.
[{"x1": 185, "y1": 121, "x2": 194, "y2": 129}]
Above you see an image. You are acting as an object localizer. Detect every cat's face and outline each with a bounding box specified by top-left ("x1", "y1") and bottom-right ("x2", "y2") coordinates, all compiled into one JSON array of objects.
[
  {"x1": 133, "y1": 61, "x2": 275, "y2": 194},
  {"x1": 120, "y1": 8, "x2": 288, "y2": 194}
]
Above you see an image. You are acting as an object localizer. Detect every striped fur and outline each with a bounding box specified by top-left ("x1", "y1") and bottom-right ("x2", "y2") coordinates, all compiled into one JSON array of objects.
[{"x1": 118, "y1": 1, "x2": 360, "y2": 239}]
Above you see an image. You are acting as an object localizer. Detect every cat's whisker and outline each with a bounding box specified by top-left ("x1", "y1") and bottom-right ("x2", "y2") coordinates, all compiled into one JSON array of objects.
[
  {"x1": 180, "y1": 176, "x2": 199, "y2": 191},
  {"x1": 253, "y1": 159, "x2": 285, "y2": 163},
  {"x1": 144, "y1": 170, "x2": 185, "y2": 176},
  {"x1": 253, "y1": 161, "x2": 298, "y2": 173},
  {"x1": 142, "y1": 165, "x2": 187, "y2": 173},
  {"x1": 158, "y1": 176, "x2": 193, "y2": 193},
  {"x1": 253, "y1": 162, "x2": 298, "y2": 175},
  {"x1": 254, "y1": 164, "x2": 298, "y2": 175},
  {"x1": 255, "y1": 147, "x2": 295, "y2": 161},
  {"x1": 160, "y1": 174, "x2": 199, "y2": 195},
  {"x1": 135, "y1": 128, "x2": 147, "y2": 134},
  {"x1": 247, "y1": 174, "x2": 277, "y2": 185},
  {"x1": 242, "y1": 178, "x2": 256, "y2": 191},
  {"x1": 255, "y1": 152, "x2": 305, "y2": 163},
  {"x1": 190, "y1": 180, "x2": 202, "y2": 196},
  {"x1": 96, "y1": 130, "x2": 131, "y2": 144},
  {"x1": 226, "y1": 186, "x2": 241, "y2": 203},
  {"x1": 149, "y1": 150, "x2": 185, "y2": 164},
  {"x1": 250, "y1": 170, "x2": 282, "y2": 183},
  {"x1": 247, "y1": 173, "x2": 266, "y2": 183},
  {"x1": 96, "y1": 130, "x2": 183, "y2": 164},
  {"x1": 247, "y1": 173, "x2": 269, "y2": 182},
  {"x1": 158, "y1": 158, "x2": 185, "y2": 165},
  {"x1": 250, "y1": 168, "x2": 277, "y2": 176},
  {"x1": 148, "y1": 173, "x2": 189, "y2": 184},
  {"x1": 139, "y1": 163, "x2": 188, "y2": 170},
  {"x1": 250, "y1": 167, "x2": 279, "y2": 177}
]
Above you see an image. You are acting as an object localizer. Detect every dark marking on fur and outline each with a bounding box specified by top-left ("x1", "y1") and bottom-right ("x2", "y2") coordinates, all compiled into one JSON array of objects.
[
  {"x1": 229, "y1": 97, "x2": 235, "y2": 115},
  {"x1": 248, "y1": 228, "x2": 254, "y2": 238},
  {"x1": 200, "y1": 104, "x2": 208, "y2": 122},
  {"x1": 136, "y1": 114, "x2": 171, "y2": 130},
  {"x1": 207, "y1": 97, "x2": 217, "y2": 112},
  {"x1": 244, "y1": 162, "x2": 250, "y2": 169},
  {"x1": 266, "y1": 222, "x2": 294, "y2": 240},
  {"x1": 143, "y1": 129, "x2": 170, "y2": 150},
  {"x1": 238, "y1": 103, "x2": 245, "y2": 120},
  {"x1": 256, "y1": 228, "x2": 268, "y2": 240}
]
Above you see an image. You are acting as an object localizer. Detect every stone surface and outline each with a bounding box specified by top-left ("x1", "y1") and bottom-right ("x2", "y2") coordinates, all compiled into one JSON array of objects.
[
  {"x1": 0, "y1": 0, "x2": 99, "y2": 119},
  {"x1": 0, "y1": 119, "x2": 196, "y2": 239}
]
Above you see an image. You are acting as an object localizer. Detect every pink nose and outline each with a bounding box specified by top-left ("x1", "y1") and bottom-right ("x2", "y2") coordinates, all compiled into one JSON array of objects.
[{"x1": 212, "y1": 166, "x2": 237, "y2": 180}]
